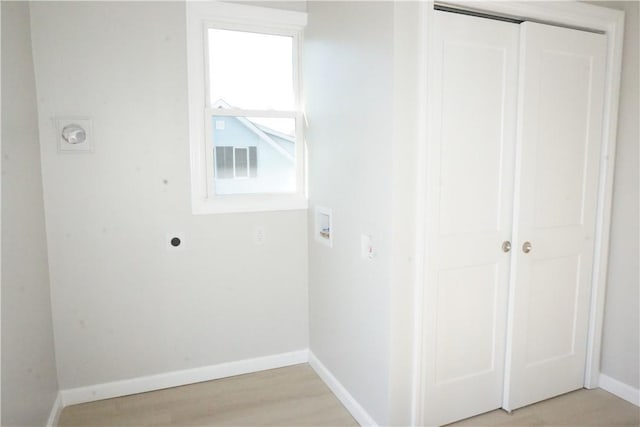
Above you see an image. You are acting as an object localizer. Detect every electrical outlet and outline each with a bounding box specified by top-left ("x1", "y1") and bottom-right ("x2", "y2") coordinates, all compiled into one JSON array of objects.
[{"x1": 255, "y1": 226, "x2": 265, "y2": 245}]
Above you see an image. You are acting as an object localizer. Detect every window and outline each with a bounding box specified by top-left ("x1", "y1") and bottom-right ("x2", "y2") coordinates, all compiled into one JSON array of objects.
[
  {"x1": 186, "y1": 2, "x2": 307, "y2": 214},
  {"x1": 215, "y1": 146, "x2": 257, "y2": 180}
]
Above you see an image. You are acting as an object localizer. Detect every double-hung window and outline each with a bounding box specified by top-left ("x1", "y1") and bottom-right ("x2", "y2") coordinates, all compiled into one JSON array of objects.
[{"x1": 187, "y1": 2, "x2": 307, "y2": 214}]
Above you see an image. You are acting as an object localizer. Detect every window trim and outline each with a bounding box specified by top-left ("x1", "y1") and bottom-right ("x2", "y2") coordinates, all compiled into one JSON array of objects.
[{"x1": 186, "y1": 1, "x2": 308, "y2": 214}]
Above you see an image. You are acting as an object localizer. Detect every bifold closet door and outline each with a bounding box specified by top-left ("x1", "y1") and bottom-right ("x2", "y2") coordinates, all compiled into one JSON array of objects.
[
  {"x1": 423, "y1": 11, "x2": 519, "y2": 426},
  {"x1": 503, "y1": 22, "x2": 607, "y2": 411}
]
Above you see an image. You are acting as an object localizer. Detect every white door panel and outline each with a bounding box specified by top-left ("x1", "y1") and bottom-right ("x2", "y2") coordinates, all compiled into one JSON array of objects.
[
  {"x1": 424, "y1": 11, "x2": 519, "y2": 426},
  {"x1": 435, "y1": 263, "x2": 500, "y2": 383},
  {"x1": 504, "y1": 21, "x2": 607, "y2": 411}
]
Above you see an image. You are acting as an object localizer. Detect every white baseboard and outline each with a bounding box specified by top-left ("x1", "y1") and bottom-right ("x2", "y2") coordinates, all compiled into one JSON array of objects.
[
  {"x1": 46, "y1": 393, "x2": 63, "y2": 427},
  {"x1": 308, "y1": 351, "x2": 377, "y2": 427},
  {"x1": 599, "y1": 373, "x2": 640, "y2": 407},
  {"x1": 61, "y1": 350, "x2": 309, "y2": 407}
]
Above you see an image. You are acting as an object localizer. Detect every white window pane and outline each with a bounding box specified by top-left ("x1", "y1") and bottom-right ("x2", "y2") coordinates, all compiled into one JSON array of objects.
[
  {"x1": 211, "y1": 116, "x2": 296, "y2": 195},
  {"x1": 208, "y1": 29, "x2": 294, "y2": 110}
]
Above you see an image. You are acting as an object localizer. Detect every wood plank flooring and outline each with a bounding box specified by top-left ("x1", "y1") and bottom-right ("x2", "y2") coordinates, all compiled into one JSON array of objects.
[
  {"x1": 59, "y1": 364, "x2": 639, "y2": 426},
  {"x1": 448, "y1": 388, "x2": 640, "y2": 427},
  {"x1": 58, "y1": 364, "x2": 358, "y2": 426}
]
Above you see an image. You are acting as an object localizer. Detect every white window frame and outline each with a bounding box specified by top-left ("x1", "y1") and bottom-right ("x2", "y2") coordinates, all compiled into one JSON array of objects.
[{"x1": 186, "y1": 1, "x2": 308, "y2": 214}]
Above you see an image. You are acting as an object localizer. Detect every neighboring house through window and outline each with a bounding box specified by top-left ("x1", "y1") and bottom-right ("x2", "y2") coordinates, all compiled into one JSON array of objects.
[{"x1": 186, "y1": 2, "x2": 307, "y2": 214}]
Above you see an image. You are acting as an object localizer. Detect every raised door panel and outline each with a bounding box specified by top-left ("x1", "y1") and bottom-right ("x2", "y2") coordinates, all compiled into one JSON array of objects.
[
  {"x1": 423, "y1": 11, "x2": 519, "y2": 426},
  {"x1": 439, "y1": 41, "x2": 507, "y2": 236},
  {"x1": 504, "y1": 21, "x2": 606, "y2": 411}
]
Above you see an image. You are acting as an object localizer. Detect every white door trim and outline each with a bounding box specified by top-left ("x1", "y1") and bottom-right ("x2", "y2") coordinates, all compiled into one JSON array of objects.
[{"x1": 414, "y1": 1, "x2": 625, "y2": 424}]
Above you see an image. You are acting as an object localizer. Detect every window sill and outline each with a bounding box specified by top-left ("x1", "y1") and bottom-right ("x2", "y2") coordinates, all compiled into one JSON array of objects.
[{"x1": 191, "y1": 194, "x2": 308, "y2": 215}]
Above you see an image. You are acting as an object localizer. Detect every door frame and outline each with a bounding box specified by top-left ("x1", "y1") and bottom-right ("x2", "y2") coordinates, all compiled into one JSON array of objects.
[{"x1": 413, "y1": 1, "x2": 625, "y2": 424}]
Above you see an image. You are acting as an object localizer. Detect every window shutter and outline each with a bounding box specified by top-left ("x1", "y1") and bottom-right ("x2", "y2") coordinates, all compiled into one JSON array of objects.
[
  {"x1": 234, "y1": 147, "x2": 248, "y2": 178},
  {"x1": 215, "y1": 146, "x2": 234, "y2": 179},
  {"x1": 249, "y1": 146, "x2": 258, "y2": 178}
]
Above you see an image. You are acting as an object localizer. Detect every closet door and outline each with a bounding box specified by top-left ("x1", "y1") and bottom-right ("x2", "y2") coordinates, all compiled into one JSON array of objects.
[
  {"x1": 423, "y1": 11, "x2": 519, "y2": 426},
  {"x1": 504, "y1": 22, "x2": 606, "y2": 411}
]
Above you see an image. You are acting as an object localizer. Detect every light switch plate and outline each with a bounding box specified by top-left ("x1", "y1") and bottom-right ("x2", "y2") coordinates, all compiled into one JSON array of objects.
[{"x1": 361, "y1": 234, "x2": 376, "y2": 260}]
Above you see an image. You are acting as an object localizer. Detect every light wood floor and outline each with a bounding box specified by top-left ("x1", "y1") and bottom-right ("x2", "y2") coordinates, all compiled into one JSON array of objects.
[
  {"x1": 59, "y1": 364, "x2": 639, "y2": 427},
  {"x1": 58, "y1": 364, "x2": 358, "y2": 426},
  {"x1": 448, "y1": 388, "x2": 640, "y2": 427}
]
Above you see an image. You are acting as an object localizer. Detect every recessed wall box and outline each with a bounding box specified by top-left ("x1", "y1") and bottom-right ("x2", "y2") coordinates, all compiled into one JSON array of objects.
[{"x1": 315, "y1": 206, "x2": 333, "y2": 248}]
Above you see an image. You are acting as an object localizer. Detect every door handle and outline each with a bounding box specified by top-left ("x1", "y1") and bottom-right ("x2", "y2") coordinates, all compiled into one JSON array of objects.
[
  {"x1": 502, "y1": 241, "x2": 512, "y2": 253},
  {"x1": 522, "y1": 241, "x2": 532, "y2": 254}
]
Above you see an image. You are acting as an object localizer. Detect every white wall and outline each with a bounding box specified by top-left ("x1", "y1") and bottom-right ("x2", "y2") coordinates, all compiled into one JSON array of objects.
[
  {"x1": 1, "y1": 2, "x2": 59, "y2": 425},
  {"x1": 305, "y1": 2, "x2": 395, "y2": 424},
  {"x1": 30, "y1": 1, "x2": 308, "y2": 390},
  {"x1": 592, "y1": 0, "x2": 640, "y2": 391},
  {"x1": 305, "y1": 4, "x2": 423, "y2": 424},
  {"x1": 389, "y1": 3, "x2": 423, "y2": 424}
]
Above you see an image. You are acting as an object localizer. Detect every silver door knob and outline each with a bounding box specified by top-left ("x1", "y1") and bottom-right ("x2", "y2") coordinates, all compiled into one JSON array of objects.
[
  {"x1": 502, "y1": 241, "x2": 512, "y2": 253},
  {"x1": 522, "y1": 241, "x2": 532, "y2": 254}
]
